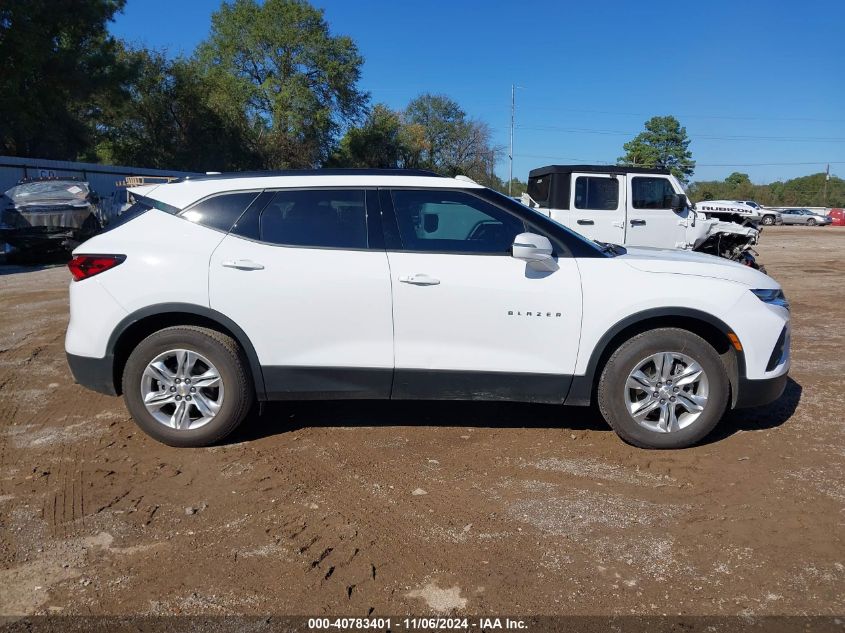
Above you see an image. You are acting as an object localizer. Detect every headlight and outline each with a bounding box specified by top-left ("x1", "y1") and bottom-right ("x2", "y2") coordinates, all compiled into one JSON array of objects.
[{"x1": 751, "y1": 288, "x2": 789, "y2": 309}]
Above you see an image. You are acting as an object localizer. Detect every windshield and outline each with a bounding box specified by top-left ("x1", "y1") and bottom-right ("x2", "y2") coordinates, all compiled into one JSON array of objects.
[{"x1": 5, "y1": 180, "x2": 90, "y2": 206}]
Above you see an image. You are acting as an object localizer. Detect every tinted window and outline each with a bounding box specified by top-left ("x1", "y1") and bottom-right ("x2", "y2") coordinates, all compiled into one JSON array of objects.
[
  {"x1": 391, "y1": 189, "x2": 525, "y2": 254},
  {"x1": 631, "y1": 177, "x2": 675, "y2": 209},
  {"x1": 527, "y1": 175, "x2": 551, "y2": 206},
  {"x1": 101, "y1": 199, "x2": 152, "y2": 233},
  {"x1": 182, "y1": 192, "x2": 259, "y2": 233},
  {"x1": 260, "y1": 189, "x2": 367, "y2": 248},
  {"x1": 574, "y1": 176, "x2": 618, "y2": 210}
]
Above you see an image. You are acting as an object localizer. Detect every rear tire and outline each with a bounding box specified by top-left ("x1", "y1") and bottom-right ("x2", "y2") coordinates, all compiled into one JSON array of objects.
[
  {"x1": 597, "y1": 328, "x2": 729, "y2": 449},
  {"x1": 762, "y1": 215, "x2": 775, "y2": 225},
  {"x1": 122, "y1": 326, "x2": 254, "y2": 447}
]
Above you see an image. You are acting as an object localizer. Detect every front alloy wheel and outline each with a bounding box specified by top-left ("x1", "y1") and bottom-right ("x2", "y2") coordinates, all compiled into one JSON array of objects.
[
  {"x1": 597, "y1": 327, "x2": 729, "y2": 449},
  {"x1": 624, "y1": 352, "x2": 709, "y2": 433}
]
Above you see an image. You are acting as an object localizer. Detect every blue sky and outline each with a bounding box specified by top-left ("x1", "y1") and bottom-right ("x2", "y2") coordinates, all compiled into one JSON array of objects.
[{"x1": 111, "y1": 0, "x2": 845, "y2": 184}]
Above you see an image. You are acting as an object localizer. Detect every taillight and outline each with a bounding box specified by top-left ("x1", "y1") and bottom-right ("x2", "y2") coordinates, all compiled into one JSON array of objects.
[{"x1": 67, "y1": 255, "x2": 126, "y2": 281}]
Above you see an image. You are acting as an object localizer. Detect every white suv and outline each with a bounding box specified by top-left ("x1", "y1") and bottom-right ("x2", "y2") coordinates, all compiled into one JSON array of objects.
[{"x1": 65, "y1": 170, "x2": 790, "y2": 449}]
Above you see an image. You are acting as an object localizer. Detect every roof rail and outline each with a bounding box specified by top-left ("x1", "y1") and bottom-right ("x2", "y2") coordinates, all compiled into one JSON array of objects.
[
  {"x1": 529, "y1": 164, "x2": 671, "y2": 177},
  {"x1": 172, "y1": 168, "x2": 445, "y2": 183},
  {"x1": 116, "y1": 175, "x2": 179, "y2": 187}
]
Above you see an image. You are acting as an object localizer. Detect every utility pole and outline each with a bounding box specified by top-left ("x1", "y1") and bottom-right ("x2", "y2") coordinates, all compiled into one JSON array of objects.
[
  {"x1": 823, "y1": 163, "x2": 830, "y2": 207},
  {"x1": 509, "y1": 84, "x2": 515, "y2": 196}
]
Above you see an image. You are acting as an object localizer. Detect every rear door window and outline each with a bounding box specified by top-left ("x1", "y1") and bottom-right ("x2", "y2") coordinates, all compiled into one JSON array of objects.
[{"x1": 259, "y1": 189, "x2": 368, "y2": 249}]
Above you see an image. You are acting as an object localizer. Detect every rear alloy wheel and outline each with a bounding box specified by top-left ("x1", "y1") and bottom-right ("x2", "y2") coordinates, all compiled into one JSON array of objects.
[
  {"x1": 762, "y1": 215, "x2": 775, "y2": 225},
  {"x1": 597, "y1": 328, "x2": 729, "y2": 449},
  {"x1": 123, "y1": 326, "x2": 253, "y2": 447},
  {"x1": 140, "y1": 349, "x2": 225, "y2": 430}
]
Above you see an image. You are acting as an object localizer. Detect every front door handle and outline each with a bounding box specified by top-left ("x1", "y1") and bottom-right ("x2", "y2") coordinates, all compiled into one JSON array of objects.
[
  {"x1": 399, "y1": 273, "x2": 440, "y2": 286},
  {"x1": 630, "y1": 219, "x2": 646, "y2": 226},
  {"x1": 222, "y1": 259, "x2": 265, "y2": 270},
  {"x1": 576, "y1": 219, "x2": 594, "y2": 225}
]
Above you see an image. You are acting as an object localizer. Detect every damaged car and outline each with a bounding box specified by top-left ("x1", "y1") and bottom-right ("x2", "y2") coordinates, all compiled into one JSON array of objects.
[
  {"x1": 522, "y1": 165, "x2": 764, "y2": 270},
  {"x1": 0, "y1": 178, "x2": 102, "y2": 259}
]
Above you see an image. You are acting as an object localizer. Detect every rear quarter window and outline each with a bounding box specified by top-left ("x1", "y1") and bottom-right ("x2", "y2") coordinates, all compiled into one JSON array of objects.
[
  {"x1": 100, "y1": 200, "x2": 153, "y2": 233},
  {"x1": 527, "y1": 176, "x2": 551, "y2": 207},
  {"x1": 181, "y1": 192, "x2": 260, "y2": 233}
]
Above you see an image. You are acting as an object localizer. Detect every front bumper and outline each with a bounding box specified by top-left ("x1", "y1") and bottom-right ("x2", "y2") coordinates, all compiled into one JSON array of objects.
[
  {"x1": 735, "y1": 372, "x2": 788, "y2": 408},
  {"x1": 66, "y1": 353, "x2": 117, "y2": 396}
]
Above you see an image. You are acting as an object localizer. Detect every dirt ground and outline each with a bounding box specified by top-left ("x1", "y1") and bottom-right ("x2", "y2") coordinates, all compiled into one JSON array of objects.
[{"x1": 0, "y1": 226, "x2": 842, "y2": 618}]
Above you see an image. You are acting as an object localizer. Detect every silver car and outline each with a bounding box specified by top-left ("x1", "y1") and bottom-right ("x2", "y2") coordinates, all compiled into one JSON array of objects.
[{"x1": 779, "y1": 208, "x2": 833, "y2": 226}]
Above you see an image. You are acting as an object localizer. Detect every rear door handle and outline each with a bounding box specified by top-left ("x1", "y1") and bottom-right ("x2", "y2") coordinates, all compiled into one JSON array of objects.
[
  {"x1": 630, "y1": 219, "x2": 646, "y2": 226},
  {"x1": 399, "y1": 273, "x2": 440, "y2": 286},
  {"x1": 576, "y1": 219, "x2": 594, "y2": 225},
  {"x1": 222, "y1": 259, "x2": 265, "y2": 270}
]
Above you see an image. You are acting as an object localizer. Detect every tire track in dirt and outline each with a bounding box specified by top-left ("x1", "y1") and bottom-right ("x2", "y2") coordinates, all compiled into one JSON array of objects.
[{"x1": 235, "y1": 434, "x2": 396, "y2": 613}]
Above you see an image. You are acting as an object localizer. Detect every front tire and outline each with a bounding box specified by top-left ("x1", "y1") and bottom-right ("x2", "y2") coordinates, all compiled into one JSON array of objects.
[
  {"x1": 807, "y1": 218, "x2": 817, "y2": 226},
  {"x1": 597, "y1": 328, "x2": 729, "y2": 449},
  {"x1": 122, "y1": 326, "x2": 254, "y2": 447}
]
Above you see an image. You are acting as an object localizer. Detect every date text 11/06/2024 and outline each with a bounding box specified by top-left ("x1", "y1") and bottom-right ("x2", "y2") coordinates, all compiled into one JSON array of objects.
[{"x1": 308, "y1": 617, "x2": 528, "y2": 630}]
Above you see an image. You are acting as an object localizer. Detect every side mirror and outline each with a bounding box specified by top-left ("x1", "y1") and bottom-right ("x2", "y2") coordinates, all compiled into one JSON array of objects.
[
  {"x1": 512, "y1": 232, "x2": 557, "y2": 271},
  {"x1": 670, "y1": 193, "x2": 687, "y2": 212}
]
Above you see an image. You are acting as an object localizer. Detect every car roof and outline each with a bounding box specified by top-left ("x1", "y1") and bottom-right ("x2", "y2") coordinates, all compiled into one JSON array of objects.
[
  {"x1": 529, "y1": 164, "x2": 670, "y2": 177},
  {"x1": 137, "y1": 169, "x2": 483, "y2": 210},
  {"x1": 171, "y1": 168, "x2": 444, "y2": 182}
]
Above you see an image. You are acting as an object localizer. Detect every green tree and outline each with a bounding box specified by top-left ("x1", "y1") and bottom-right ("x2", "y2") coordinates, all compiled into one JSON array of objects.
[
  {"x1": 0, "y1": 0, "x2": 130, "y2": 159},
  {"x1": 404, "y1": 94, "x2": 466, "y2": 169},
  {"x1": 504, "y1": 178, "x2": 528, "y2": 197},
  {"x1": 725, "y1": 172, "x2": 751, "y2": 186},
  {"x1": 402, "y1": 93, "x2": 498, "y2": 182},
  {"x1": 328, "y1": 105, "x2": 403, "y2": 168},
  {"x1": 97, "y1": 49, "x2": 256, "y2": 171},
  {"x1": 618, "y1": 115, "x2": 695, "y2": 183},
  {"x1": 196, "y1": 0, "x2": 368, "y2": 169},
  {"x1": 687, "y1": 171, "x2": 844, "y2": 208}
]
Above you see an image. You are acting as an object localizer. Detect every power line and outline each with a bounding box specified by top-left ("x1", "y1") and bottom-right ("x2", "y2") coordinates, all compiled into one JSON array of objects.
[
  {"x1": 363, "y1": 90, "x2": 842, "y2": 124},
  {"x1": 514, "y1": 125, "x2": 845, "y2": 143},
  {"x1": 513, "y1": 154, "x2": 845, "y2": 168},
  {"x1": 513, "y1": 106, "x2": 845, "y2": 124}
]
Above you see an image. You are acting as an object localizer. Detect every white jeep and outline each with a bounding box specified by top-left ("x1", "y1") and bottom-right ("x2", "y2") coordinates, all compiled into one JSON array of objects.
[{"x1": 523, "y1": 165, "x2": 763, "y2": 268}]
